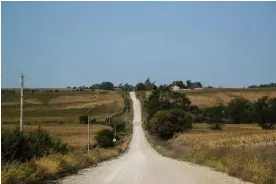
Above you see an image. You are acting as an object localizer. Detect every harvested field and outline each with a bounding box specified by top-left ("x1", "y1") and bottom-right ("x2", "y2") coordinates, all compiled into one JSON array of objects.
[
  {"x1": 1, "y1": 90, "x2": 124, "y2": 124},
  {"x1": 183, "y1": 88, "x2": 276, "y2": 107},
  {"x1": 1, "y1": 124, "x2": 111, "y2": 148},
  {"x1": 146, "y1": 123, "x2": 276, "y2": 184}
]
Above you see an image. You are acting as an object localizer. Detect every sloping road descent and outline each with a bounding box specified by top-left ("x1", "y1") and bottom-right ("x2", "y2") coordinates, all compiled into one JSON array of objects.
[{"x1": 59, "y1": 92, "x2": 252, "y2": 184}]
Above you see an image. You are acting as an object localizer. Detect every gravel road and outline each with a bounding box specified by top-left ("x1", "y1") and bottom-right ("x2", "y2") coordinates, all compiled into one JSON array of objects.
[{"x1": 58, "y1": 92, "x2": 252, "y2": 184}]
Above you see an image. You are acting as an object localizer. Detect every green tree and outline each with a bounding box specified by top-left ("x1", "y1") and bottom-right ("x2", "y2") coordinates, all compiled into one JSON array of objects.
[
  {"x1": 136, "y1": 82, "x2": 146, "y2": 91},
  {"x1": 100, "y1": 82, "x2": 114, "y2": 90},
  {"x1": 146, "y1": 90, "x2": 161, "y2": 120},
  {"x1": 144, "y1": 78, "x2": 156, "y2": 90},
  {"x1": 148, "y1": 109, "x2": 193, "y2": 139},
  {"x1": 254, "y1": 96, "x2": 276, "y2": 129},
  {"x1": 205, "y1": 105, "x2": 225, "y2": 130},
  {"x1": 186, "y1": 80, "x2": 192, "y2": 88},
  {"x1": 224, "y1": 97, "x2": 254, "y2": 123},
  {"x1": 169, "y1": 91, "x2": 191, "y2": 110}
]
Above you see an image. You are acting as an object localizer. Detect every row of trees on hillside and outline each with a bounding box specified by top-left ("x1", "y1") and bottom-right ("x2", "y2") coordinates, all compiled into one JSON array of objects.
[
  {"x1": 143, "y1": 89, "x2": 276, "y2": 140},
  {"x1": 203, "y1": 96, "x2": 276, "y2": 130},
  {"x1": 170, "y1": 80, "x2": 203, "y2": 89},
  {"x1": 68, "y1": 82, "x2": 115, "y2": 91},
  {"x1": 248, "y1": 83, "x2": 276, "y2": 88},
  {"x1": 67, "y1": 82, "x2": 135, "y2": 91}
]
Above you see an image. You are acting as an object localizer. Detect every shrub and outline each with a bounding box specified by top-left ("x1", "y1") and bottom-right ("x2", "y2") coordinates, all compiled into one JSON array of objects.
[
  {"x1": 224, "y1": 97, "x2": 254, "y2": 123},
  {"x1": 1, "y1": 129, "x2": 31, "y2": 162},
  {"x1": 205, "y1": 105, "x2": 225, "y2": 130},
  {"x1": 79, "y1": 115, "x2": 88, "y2": 124},
  {"x1": 35, "y1": 156, "x2": 63, "y2": 176},
  {"x1": 55, "y1": 89, "x2": 59, "y2": 92},
  {"x1": 1, "y1": 128, "x2": 69, "y2": 163},
  {"x1": 90, "y1": 118, "x2": 96, "y2": 123},
  {"x1": 2, "y1": 162, "x2": 40, "y2": 184},
  {"x1": 116, "y1": 121, "x2": 126, "y2": 132},
  {"x1": 28, "y1": 128, "x2": 68, "y2": 158},
  {"x1": 255, "y1": 96, "x2": 276, "y2": 129},
  {"x1": 95, "y1": 129, "x2": 119, "y2": 148},
  {"x1": 148, "y1": 109, "x2": 193, "y2": 139}
]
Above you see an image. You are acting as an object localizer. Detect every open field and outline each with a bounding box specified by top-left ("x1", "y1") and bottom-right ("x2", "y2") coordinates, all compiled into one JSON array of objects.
[
  {"x1": 1, "y1": 124, "x2": 112, "y2": 149},
  {"x1": 1, "y1": 90, "x2": 124, "y2": 124},
  {"x1": 175, "y1": 123, "x2": 276, "y2": 149},
  {"x1": 1, "y1": 91, "x2": 134, "y2": 184},
  {"x1": 183, "y1": 88, "x2": 276, "y2": 107},
  {"x1": 146, "y1": 123, "x2": 276, "y2": 184}
]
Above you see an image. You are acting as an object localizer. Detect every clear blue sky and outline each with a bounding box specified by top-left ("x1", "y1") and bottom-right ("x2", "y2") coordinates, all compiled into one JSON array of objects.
[{"x1": 2, "y1": 2, "x2": 276, "y2": 88}]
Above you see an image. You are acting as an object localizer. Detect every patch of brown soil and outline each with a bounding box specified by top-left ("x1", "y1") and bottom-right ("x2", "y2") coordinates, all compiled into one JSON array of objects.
[
  {"x1": 55, "y1": 99, "x2": 123, "y2": 110},
  {"x1": 25, "y1": 99, "x2": 42, "y2": 105},
  {"x1": 1, "y1": 101, "x2": 20, "y2": 106},
  {"x1": 187, "y1": 95, "x2": 218, "y2": 107},
  {"x1": 1, "y1": 116, "x2": 66, "y2": 123},
  {"x1": 49, "y1": 95, "x2": 96, "y2": 104}
]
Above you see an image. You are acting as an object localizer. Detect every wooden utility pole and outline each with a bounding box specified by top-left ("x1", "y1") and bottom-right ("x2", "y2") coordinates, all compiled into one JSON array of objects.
[
  {"x1": 20, "y1": 73, "x2": 24, "y2": 132},
  {"x1": 88, "y1": 116, "x2": 90, "y2": 153}
]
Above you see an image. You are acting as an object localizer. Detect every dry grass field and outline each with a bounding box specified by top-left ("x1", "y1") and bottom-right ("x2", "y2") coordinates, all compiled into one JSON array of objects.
[
  {"x1": 148, "y1": 123, "x2": 276, "y2": 184},
  {"x1": 2, "y1": 124, "x2": 112, "y2": 149},
  {"x1": 176, "y1": 123, "x2": 276, "y2": 149},
  {"x1": 184, "y1": 88, "x2": 276, "y2": 108},
  {"x1": 1, "y1": 89, "x2": 134, "y2": 184},
  {"x1": 1, "y1": 89, "x2": 124, "y2": 124}
]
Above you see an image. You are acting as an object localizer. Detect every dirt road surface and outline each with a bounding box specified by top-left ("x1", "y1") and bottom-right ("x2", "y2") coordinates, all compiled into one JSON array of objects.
[{"x1": 58, "y1": 92, "x2": 252, "y2": 184}]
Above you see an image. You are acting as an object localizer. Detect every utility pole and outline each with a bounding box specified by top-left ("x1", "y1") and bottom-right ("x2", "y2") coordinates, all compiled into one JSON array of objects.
[
  {"x1": 113, "y1": 124, "x2": 117, "y2": 145},
  {"x1": 114, "y1": 124, "x2": 116, "y2": 137},
  {"x1": 20, "y1": 73, "x2": 24, "y2": 132},
  {"x1": 88, "y1": 116, "x2": 90, "y2": 153}
]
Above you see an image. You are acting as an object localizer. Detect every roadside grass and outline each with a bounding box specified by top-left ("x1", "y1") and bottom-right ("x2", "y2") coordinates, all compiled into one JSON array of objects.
[
  {"x1": 1, "y1": 90, "x2": 124, "y2": 124},
  {"x1": 1, "y1": 136, "x2": 132, "y2": 184},
  {"x1": 144, "y1": 123, "x2": 276, "y2": 184}
]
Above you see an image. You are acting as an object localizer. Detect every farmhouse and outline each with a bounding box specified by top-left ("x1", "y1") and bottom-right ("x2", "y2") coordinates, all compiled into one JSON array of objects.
[{"x1": 171, "y1": 85, "x2": 181, "y2": 91}]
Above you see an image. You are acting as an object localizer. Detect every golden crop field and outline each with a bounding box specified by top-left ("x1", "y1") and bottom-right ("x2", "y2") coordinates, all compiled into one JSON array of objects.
[
  {"x1": 176, "y1": 124, "x2": 276, "y2": 149},
  {"x1": 184, "y1": 88, "x2": 276, "y2": 107}
]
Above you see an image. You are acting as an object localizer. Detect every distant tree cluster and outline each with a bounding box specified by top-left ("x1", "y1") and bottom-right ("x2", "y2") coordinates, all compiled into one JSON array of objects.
[
  {"x1": 1, "y1": 89, "x2": 16, "y2": 95},
  {"x1": 117, "y1": 83, "x2": 134, "y2": 91},
  {"x1": 143, "y1": 89, "x2": 276, "y2": 140},
  {"x1": 201, "y1": 96, "x2": 276, "y2": 130},
  {"x1": 70, "y1": 81, "x2": 116, "y2": 91},
  {"x1": 248, "y1": 83, "x2": 276, "y2": 88},
  {"x1": 169, "y1": 80, "x2": 203, "y2": 89},
  {"x1": 136, "y1": 78, "x2": 157, "y2": 91},
  {"x1": 143, "y1": 89, "x2": 195, "y2": 139}
]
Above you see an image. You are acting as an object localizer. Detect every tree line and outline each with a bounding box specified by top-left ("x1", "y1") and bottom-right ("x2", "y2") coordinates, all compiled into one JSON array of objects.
[
  {"x1": 143, "y1": 89, "x2": 276, "y2": 140},
  {"x1": 67, "y1": 82, "x2": 135, "y2": 91},
  {"x1": 248, "y1": 83, "x2": 276, "y2": 88},
  {"x1": 135, "y1": 78, "x2": 205, "y2": 91}
]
